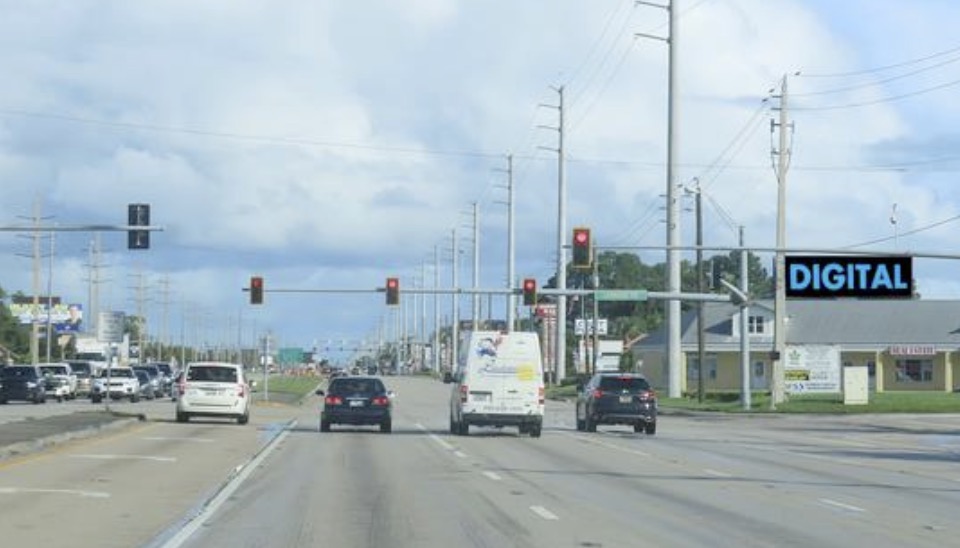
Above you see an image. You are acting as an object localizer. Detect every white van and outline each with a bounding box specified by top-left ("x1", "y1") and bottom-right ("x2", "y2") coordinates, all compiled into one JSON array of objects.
[{"x1": 445, "y1": 330, "x2": 545, "y2": 437}]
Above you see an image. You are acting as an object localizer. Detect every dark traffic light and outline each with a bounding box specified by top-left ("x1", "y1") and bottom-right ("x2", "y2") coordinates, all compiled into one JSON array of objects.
[
  {"x1": 128, "y1": 203, "x2": 150, "y2": 249},
  {"x1": 386, "y1": 277, "x2": 399, "y2": 306},
  {"x1": 572, "y1": 227, "x2": 591, "y2": 269},
  {"x1": 250, "y1": 276, "x2": 264, "y2": 305},
  {"x1": 522, "y1": 278, "x2": 537, "y2": 306}
]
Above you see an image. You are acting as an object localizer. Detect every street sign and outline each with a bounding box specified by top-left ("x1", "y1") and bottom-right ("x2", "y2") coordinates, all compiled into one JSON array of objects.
[
  {"x1": 595, "y1": 289, "x2": 648, "y2": 301},
  {"x1": 97, "y1": 311, "x2": 125, "y2": 343},
  {"x1": 574, "y1": 318, "x2": 608, "y2": 335}
]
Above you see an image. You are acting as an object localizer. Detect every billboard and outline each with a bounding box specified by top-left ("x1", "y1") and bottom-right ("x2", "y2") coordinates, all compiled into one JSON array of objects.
[
  {"x1": 9, "y1": 300, "x2": 84, "y2": 334},
  {"x1": 785, "y1": 255, "x2": 912, "y2": 299}
]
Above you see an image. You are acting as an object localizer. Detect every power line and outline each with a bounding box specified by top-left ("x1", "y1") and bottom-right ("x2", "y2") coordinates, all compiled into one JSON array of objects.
[{"x1": 800, "y1": 43, "x2": 960, "y2": 78}]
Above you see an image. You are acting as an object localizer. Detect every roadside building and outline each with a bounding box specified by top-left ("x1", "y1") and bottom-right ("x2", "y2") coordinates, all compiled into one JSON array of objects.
[{"x1": 631, "y1": 299, "x2": 960, "y2": 394}]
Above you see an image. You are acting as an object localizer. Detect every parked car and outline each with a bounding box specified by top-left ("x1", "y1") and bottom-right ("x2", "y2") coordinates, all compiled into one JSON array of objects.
[
  {"x1": 91, "y1": 367, "x2": 141, "y2": 403},
  {"x1": 317, "y1": 376, "x2": 394, "y2": 433},
  {"x1": 575, "y1": 373, "x2": 657, "y2": 435},
  {"x1": 0, "y1": 365, "x2": 47, "y2": 404},
  {"x1": 38, "y1": 362, "x2": 78, "y2": 400},
  {"x1": 175, "y1": 362, "x2": 250, "y2": 424},
  {"x1": 65, "y1": 359, "x2": 96, "y2": 398}
]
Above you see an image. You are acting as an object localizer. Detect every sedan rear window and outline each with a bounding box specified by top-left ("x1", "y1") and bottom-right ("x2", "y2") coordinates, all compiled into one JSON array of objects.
[
  {"x1": 187, "y1": 366, "x2": 238, "y2": 383},
  {"x1": 2, "y1": 367, "x2": 36, "y2": 379},
  {"x1": 328, "y1": 379, "x2": 385, "y2": 396},
  {"x1": 599, "y1": 376, "x2": 651, "y2": 391}
]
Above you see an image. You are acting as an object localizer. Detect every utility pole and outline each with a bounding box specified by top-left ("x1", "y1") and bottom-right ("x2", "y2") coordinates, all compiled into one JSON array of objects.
[
  {"x1": 434, "y1": 244, "x2": 441, "y2": 372},
  {"x1": 694, "y1": 182, "x2": 705, "y2": 403},
  {"x1": 771, "y1": 74, "x2": 792, "y2": 408},
  {"x1": 472, "y1": 201, "x2": 480, "y2": 329},
  {"x1": 540, "y1": 85, "x2": 568, "y2": 385},
  {"x1": 739, "y1": 226, "x2": 751, "y2": 410},
  {"x1": 496, "y1": 154, "x2": 516, "y2": 332},
  {"x1": 637, "y1": 0, "x2": 681, "y2": 397},
  {"x1": 451, "y1": 228, "x2": 459, "y2": 373}
]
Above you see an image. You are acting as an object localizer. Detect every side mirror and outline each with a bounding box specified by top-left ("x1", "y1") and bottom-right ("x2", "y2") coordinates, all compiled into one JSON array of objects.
[
  {"x1": 315, "y1": 388, "x2": 325, "y2": 396},
  {"x1": 442, "y1": 372, "x2": 453, "y2": 384}
]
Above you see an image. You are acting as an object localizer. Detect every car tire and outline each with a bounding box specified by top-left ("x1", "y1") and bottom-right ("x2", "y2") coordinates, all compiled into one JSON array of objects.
[
  {"x1": 380, "y1": 420, "x2": 392, "y2": 434},
  {"x1": 130, "y1": 394, "x2": 139, "y2": 403},
  {"x1": 91, "y1": 395, "x2": 102, "y2": 404},
  {"x1": 575, "y1": 408, "x2": 586, "y2": 431},
  {"x1": 644, "y1": 422, "x2": 657, "y2": 436},
  {"x1": 585, "y1": 414, "x2": 597, "y2": 433},
  {"x1": 458, "y1": 420, "x2": 469, "y2": 436},
  {"x1": 449, "y1": 415, "x2": 457, "y2": 434},
  {"x1": 237, "y1": 413, "x2": 249, "y2": 425},
  {"x1": 320, "y1": 419, "x2": 331, "y2": 432},
  {"x1": 176, "y1": 411, "x2": 189, "y2": 423},
  {"x1": 0, "y1": 400, "x2": 6, "y2": 405},
  {"x1": 529, "y1": 423, "x2": 542, "y2": 438}
]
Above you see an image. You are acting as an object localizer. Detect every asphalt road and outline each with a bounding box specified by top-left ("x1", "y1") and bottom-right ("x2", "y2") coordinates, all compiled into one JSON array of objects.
[{"x1": 2, "y1": 378, "x2": 960, "y2": 547}]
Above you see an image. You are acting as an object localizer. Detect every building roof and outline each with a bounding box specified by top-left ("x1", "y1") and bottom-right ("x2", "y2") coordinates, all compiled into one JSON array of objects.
[{"x1": 634, "y1": 299, "x2": 960, "y2": 351}]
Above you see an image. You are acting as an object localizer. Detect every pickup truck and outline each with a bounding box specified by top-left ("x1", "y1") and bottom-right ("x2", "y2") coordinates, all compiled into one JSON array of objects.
[{"x1": 91, "y1": 368, "x2": 141, "y2": 403}]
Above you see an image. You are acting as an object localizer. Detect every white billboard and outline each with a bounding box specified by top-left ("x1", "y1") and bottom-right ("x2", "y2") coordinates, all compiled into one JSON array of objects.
[{"x1": 784, "y1": 344, "x2": 841, "y2": 394}]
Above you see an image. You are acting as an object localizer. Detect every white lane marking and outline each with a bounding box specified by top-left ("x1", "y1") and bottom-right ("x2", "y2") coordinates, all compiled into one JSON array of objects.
[
  {"x1": 453, "y1": 450, "x2": 468, "y2": 459},
  {"x1": 819, "y1": 498, "x2": 866, "y2": 513},
  {"x1": 483, "y1": 471, "x2": 502, "y2": 481},
  {"x1": 70, "y1": 454, "x2": 177, "y2": 463},
  {"x1": 703, "y1": 468, "x2": 732, "y2": 478},
  {"x1": 0, "y1": 487, "x2": 110, "y2": 498},
  {"x1": 530, "y1": 505, "x2": 559, "y2": 521},
  {"x1": 557, "y1": 431, "x2": 651, "y2": 458},
  {"x1": 141, "y1": 437, "x2": 214, "y2": 443}
]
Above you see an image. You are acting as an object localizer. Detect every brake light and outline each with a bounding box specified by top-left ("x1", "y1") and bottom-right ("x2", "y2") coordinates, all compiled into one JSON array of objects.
[
  {"x1": 372, "y1": 396, "x2": 389, "y2": 406},
  {"x1": 538, "y1": 386, "x2": 545, "y2": 405},
  {"x1": 592, "y1": 389, "x2": 604, "y2": 399},
  {"x1": 638, "y1": 390, "x2": 656, "y2": 402},
  {"x1": 325, "y1": 395, "x2": 343, "y2": 405},
  {"x1": 177, "y1": 381, "x2": 186, "y2": 396},
  {"x1": 237, "y1": 383, "x2": 246, "y2": 398},
  {"x1": 459, "y1": 384, "x2": 468, "y2": 403}
]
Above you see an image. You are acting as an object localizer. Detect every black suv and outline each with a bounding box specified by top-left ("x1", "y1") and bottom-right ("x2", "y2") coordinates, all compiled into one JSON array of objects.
[
  {"x1": 0, "y1": 365, "x2": 47, "y2": 404},
  {"x1": 317, "y1": 376, "x2": 393, "y2": 433},
  {"x1": 576, "y1": 373, "x2": 657, "y2": 435}
]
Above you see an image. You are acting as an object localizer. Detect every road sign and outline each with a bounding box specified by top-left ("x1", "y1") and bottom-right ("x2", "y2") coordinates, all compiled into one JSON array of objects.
[
  {"x1": 97, "y1": 311, "x2": 125, "y2": 343},
  {"x1": 595, "y1": 289, "x2": 648, "y2": 301}
]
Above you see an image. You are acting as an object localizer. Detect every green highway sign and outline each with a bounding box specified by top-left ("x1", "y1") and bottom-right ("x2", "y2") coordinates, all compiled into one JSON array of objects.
[{"x1": 595, "y1": 289, "x2": 648, "y2": 302}]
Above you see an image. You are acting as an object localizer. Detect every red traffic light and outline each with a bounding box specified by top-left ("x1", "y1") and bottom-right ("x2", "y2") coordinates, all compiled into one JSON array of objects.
[
  {"x1": 572, "y1": 227, "x2": 592, "y2": 268},
  {"x1": 250, "y1": 276, "x2": 264, "y2": 305},
  {"x1": 386, "y1": 277, "x2": 400, "y2": 305},
  {"x1": 522, "y1": 278, "x2": 537, "y2": 306}
]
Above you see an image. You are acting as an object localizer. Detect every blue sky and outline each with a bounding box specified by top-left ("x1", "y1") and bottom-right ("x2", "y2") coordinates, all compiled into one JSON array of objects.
[{"x1": 1, "y1": 0, "x2": 959, "y2": 361}]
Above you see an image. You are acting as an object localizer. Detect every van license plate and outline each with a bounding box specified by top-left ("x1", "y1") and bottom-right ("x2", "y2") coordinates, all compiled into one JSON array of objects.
[
  {"x1": 619, "y1": 396, "x2": 631, "y2": 403},
  {"x1": 472, "y1": 393, "x2": 491, "y2": 402}
]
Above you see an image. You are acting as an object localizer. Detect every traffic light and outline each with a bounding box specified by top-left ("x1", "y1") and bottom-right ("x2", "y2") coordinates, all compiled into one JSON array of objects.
[
  {"x1": 386, "y1": 277, "x2": 399, "y2": 306},
  {"x1": 250, "y1": 276, "x2": 264, "y2": 305},
  {"x1": 128, "y1": 203, "x2": 150, "y2": 249},
  {"x1": 522, "y1": 278, "x2": 537, "y2": 306},
  {"x1": 572, "y1": 227, "x2": 591, "y2": 269}
]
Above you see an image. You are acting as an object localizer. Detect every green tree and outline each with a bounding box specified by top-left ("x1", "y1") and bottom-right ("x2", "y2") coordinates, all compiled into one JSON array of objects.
[{"x1": 0, "y1": 285, "x2": 31, "y2": 363}]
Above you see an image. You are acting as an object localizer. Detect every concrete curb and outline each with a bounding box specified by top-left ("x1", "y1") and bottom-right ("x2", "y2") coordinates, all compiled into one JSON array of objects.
[{"x1": 0, "y1": 414, "x2": 143, "y2": 463}]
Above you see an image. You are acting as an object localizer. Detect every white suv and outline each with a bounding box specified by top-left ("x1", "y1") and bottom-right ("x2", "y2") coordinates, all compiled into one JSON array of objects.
[{"x1": 175, "y1": 362, "x2": 251, "y2": 424}]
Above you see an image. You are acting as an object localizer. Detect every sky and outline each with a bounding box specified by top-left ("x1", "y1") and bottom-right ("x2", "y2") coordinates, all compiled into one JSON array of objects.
[{"x1": 2, "y1": 0, "x2": 960, "y2": 361}]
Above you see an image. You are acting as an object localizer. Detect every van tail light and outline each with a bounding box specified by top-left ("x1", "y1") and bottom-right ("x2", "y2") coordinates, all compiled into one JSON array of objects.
[
  {"x1": 459, "y1": 384, "x2": 469, "y2": 403},
  {"x1": 325, "y1": 395, "x2": 343, "y2": 405},
  {"x1": 372, "y1": 396, "x2": 389, "y2": 406},
  {"x1": 538, "y1": 386, "x2": 545, "y2": 405},
  {"x1": 592, "y1": 389, "x2": 604, "y2": 399},
  {"x1": 177, "y1": 381, "x2": 186, "y2": 396},
  {"x1": 237, "y1": 383, "x2": 246, "y2": 398}
]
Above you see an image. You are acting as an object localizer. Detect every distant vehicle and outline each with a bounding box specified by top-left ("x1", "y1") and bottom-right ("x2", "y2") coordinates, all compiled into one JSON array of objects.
[
  {"x1": 91, "y1": 367, "x2": 141, "y2": 403},
  {"x1": 317, "y1": 376, "x2": 394, "y2": 433},
  {"x1": 149, "y1": 362, "x2": 175, "y2": 395},
  {"x1": 175, "y1": 362, "x2": 250, "y2": 424},
  {"x1": 132, "y1": 364, "x2": 164, "y2": 398},
  {"x1": 445, "y1": 330, "x2": 545, "y2": 437},
  {"x1": 65, "y1": 359, "x2": 95, "y2": 397},
  {"x1": 133, "y1": 370, "x2": 156, "y2": 400},
  {"x1": 37, "y1": 362, "x2": 78, "y2": 400},
  {"x1": 575, "y1": 373, "x2": 657, "y2": 435},
  {"x1": 0, "y1": 365, "x2": 47, "y2": 404}
]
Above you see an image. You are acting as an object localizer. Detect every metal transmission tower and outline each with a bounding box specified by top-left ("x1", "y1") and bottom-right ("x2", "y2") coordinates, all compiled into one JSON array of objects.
[
  {"x1": 770, "y1": 74, "x2": 794, "y2": 408},
  {"x1": 637, "y1": 0, "x2": 681, "y2": 397}
]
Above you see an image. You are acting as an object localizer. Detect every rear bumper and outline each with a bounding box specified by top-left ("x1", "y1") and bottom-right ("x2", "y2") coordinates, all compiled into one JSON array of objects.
[
  {"x1": 592, "y1": 409, "x2": 657, "y2": 426},
  {"x1": 461, "y1": 412, "x2": 542, "y2": 427},
  {"x1": 323, "y1": 407, "x2": 390, "y2": 425}
]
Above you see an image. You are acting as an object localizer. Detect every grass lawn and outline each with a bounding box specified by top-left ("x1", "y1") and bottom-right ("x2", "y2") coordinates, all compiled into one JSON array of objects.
[{"x1": 250, "y1": 375, "x2": 322, "y2": 404}]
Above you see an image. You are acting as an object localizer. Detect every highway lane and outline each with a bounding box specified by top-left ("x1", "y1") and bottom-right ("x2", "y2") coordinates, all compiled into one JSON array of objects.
[
  {"x1": 0, "y1": 399, "x2": 299, "y2": 548},
  {"x1": 171, "y1": 377, "x2": 960, "y2": 548}
]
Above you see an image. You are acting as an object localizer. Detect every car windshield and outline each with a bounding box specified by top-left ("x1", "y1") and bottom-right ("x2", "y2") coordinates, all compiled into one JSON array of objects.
[
  {"x1": 102, "y1": 369, "x2": 133, "y2": 378},
  {"x1": 599, "y1": 376, "x2": 651, "y2": 391},
  {"x1": 187, "y1": 366, "x2": 238, "y2": 383},
  {"x1": 329, "y1": 378, "x2": 385, "y2": 396},
  {"x1": 40, "y1": 366, "x2": 68, "y2": 375},
  {"x1": 67, "y1": 362, "x2": 92, "y2": 376}
]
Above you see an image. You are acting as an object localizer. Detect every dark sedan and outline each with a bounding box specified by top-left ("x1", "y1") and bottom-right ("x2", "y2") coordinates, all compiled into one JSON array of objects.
[
  {"x1": 576, "y1": 373, "x2": 657, "y2": 435},
  {"x1": 0, "y1": 365, "x2": 47, "y2": 404},
  {"x1": 317, "y1": 376, "x2": 394, "y2": 433}
]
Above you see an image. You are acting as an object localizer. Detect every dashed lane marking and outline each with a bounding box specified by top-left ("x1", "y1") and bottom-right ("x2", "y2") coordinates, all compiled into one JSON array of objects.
[
  {"x1": 483, "y1": 471, "x2": 502, "y2": 481},
  {"x1": 819, "y1": 498, "x2": 866, "y2": 513},
  {"x1": 69, "y1": 454, "x2": 177, "y2": 463},
  {"x1": 530, "y1": 505, "x2": 559, "y2": 521},
  {"x1": 0, "y1": 487, "x2": 110, "y2": 498}
]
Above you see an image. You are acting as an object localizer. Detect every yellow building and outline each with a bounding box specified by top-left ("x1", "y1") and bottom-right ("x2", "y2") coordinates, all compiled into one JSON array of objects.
[{"x1": 630, "y1": 299, "x2": 960, "y2": 394}]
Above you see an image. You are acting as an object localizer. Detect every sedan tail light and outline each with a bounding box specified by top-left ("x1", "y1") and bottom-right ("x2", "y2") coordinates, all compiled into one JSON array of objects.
[
  {"x1": 325, "y1": 395, "x2": 343, "y2": 405},
  {"x1": 371, "y1": 395, "x2": 389, "y2": 406}
]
